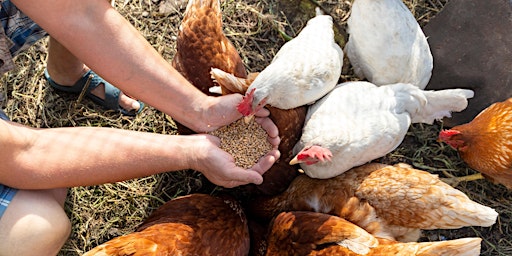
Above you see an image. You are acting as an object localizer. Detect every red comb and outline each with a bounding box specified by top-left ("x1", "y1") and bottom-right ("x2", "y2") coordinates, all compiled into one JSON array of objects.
[
  {"x1": 438, "y1": 129, "x2": 461, "y2": 141},
  {"x1": 237, "y1": 88, "x2": 255, "y2": 116}
]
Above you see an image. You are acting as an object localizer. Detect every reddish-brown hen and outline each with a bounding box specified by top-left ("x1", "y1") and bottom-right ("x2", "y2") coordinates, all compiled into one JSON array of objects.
[
  {"x1": 83, "y1": 193, "x2": 250, "y2": 256},
  {"x1": 265, "y1": 211, "x2": 482, "y2": 256},
  {"x1": 211, "y1": 69, "x2": 307, "y2": 196},
  {"x1": 247, "y1": 163, "x2": 497, "y2": 242},
  {"x1": 439, "y1": 97, "x2": 512, "y2": 189},
  {"x1": 172, "y1": 0, "x2": 246, "y2": 96},
  {"x1": 266, "y1": 211, "x2": 379, "y2": 256},
  {"x1": 171, "y1": 0, "x2": 247, "y2": 135}
]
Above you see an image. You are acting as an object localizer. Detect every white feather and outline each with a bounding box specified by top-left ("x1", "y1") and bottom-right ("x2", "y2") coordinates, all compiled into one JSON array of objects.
[
  {"x1": 345, "y1": 0, "x2": 433, "y2": 89},
  {"x1": 293, "y1": 81, "x2": 473, "y2": 179}
]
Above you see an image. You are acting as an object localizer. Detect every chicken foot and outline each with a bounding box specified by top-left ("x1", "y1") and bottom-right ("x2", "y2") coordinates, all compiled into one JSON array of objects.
[{"x1": 440, "y1": 171, "x2": 484, "y2": 187}]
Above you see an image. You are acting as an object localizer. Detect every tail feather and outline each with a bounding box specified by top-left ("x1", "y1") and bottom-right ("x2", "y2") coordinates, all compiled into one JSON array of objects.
[
  {"x1": 414, "y1": 238, "x2": 482, "y2": 256},
  {"x1": 411, "y1": 88, "x2": 474, "y2": 124},
  {"x1": 210, "y1": 68, "x2": 252, "y2": 94},
  {"x1": 433, "y1": 182, "x2": 498, "y2": 229},
  {"x1": 390, "y1": 83, "x2": 474, "y2": 124}
]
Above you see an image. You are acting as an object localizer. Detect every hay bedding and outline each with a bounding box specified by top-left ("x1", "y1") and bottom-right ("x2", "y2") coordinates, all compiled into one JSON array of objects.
[{"x1": 0, "y1": 0, "x2": 510, "y2": 255}]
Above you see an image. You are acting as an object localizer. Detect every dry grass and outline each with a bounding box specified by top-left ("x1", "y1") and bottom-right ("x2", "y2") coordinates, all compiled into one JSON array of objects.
[{"x1": 0, "y1": 0, "x2": 510, "y2": 255}]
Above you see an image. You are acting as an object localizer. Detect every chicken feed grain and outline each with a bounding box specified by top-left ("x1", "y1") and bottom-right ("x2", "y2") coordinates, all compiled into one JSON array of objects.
[{"x1": 209, "y1": 118, "x2": 272, "y2": 169}]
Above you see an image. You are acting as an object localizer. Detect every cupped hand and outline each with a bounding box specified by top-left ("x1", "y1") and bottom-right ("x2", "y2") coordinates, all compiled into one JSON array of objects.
[
  {"x1": 202, "y1": 93, "x2": 280, "y2": 149},
  {"x1": 189, "y1": 134, "x2": 280, "y2": 188}
]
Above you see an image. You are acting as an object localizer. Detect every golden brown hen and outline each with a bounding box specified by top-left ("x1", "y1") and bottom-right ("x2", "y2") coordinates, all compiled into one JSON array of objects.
[
  {"x1": 83, "y1": 193, "x2": 250, "y2": 256},
  {"x1": 439, "y1": 97, "x2": 512, "y2": 189},
  {"x1": 248, "y1": 163, "x2": 497, "y2": 242},
  {"x1": 265, "y1": 211, "x2": 482, "y2": 256},
  {"x1": 211, "y1": 68, "x2": 307, "y2": 196}
]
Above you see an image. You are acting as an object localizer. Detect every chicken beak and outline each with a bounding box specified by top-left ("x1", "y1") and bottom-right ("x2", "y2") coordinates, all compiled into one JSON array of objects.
[
  {"x1": 297, "y1": 168, "x2": 305, "y2": 174},
  {"x1": 289, "y1": 155, "x2": 299, "y2": 165},
  {"x1": 243, "y1": 114, "x2": 255, "y2": 124}
]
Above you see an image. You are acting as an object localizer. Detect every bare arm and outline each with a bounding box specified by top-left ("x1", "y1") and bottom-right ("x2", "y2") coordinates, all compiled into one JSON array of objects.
[
  {"x1": 0, "y1": 119, "x2": 279, "y2": 189},
  {"x1": 10, "y1": 0, "x2": 243, "y2": 132}
]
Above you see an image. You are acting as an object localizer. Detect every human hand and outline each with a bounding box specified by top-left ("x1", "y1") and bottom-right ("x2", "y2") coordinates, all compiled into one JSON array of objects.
[
  {"x1": 197, "y1": 94, "x2": 272, "y2": 132},
  {"x1": 187, "y1": 134, "x2": 280, "y2": 188},
  {"x1": 198, "y1": 93, "x2": 280, "y2": 149}
]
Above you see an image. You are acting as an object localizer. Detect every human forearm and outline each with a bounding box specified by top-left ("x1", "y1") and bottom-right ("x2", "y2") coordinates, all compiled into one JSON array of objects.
[
  {"x1": 0, "y1": 119, "x2": 277, "y2": 189},
  {"x1": 0, "y1": 121, "x2": 195, "y2": 189},
  {"x1": 12, "y1": 0, "x2": 222, "y2": 131}
]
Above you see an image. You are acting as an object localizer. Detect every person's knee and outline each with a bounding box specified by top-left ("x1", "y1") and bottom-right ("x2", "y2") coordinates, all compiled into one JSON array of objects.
[{"x1": 0, "y1": 189, "x2": 70, "y2": 256}]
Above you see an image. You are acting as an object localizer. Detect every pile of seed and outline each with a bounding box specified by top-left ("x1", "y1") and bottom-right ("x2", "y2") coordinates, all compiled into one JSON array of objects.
[{"x1": 209, "y1": 118, "x2": 273, "y2": 169}]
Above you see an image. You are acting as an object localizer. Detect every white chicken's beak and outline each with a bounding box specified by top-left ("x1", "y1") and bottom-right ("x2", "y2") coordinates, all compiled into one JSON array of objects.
[
  {"x1": 243, "y1": 114, "x2": 255, "y2": 124},
  {"x1": 297, "y1": 168, "x2": 305, "y2": 174},
  {"x1": 289, "y1": 155, "x2": 299, "y2": 165}
]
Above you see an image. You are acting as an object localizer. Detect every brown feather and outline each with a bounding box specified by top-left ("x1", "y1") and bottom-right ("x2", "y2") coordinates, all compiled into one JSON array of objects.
[
  {"x1": 247, "y1": 163, "x2": 497, "y2": 242},
  {"x1": 83, "y1": 194, "x2": 250, "y2": 256},
  {"x1": 171, "y1": 0, "x2": 247, "y2": 135}
]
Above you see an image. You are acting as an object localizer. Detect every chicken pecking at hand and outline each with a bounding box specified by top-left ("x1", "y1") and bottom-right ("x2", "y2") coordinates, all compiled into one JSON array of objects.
[
  {"x1": 237, "y1": 8, "x2": 343, "y2": 119},
  {"x1": 248, "y1": 163, "x2": 497, "y2": 243},
  {"x1": 290, "y1": 81, "x2": 474, "y2": 179},
  {"x1": 439, "y1": 97, "x2": 512, "y2": 189},
  {"x1": 265, "y1": 211, "x2": 482, "y2": 256},
  {"x1": 211, "y1": 68, "x2": 306, "y2": 196},
  {"x1": 83, "y1": 194, "x2": 250, "y2": 256},
  {"x1": 345, "y1": 0, "x2": 433, "y2": 89}
]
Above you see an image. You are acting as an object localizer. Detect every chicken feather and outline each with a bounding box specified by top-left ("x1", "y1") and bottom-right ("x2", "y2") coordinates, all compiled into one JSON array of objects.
[
  {"x1": 345, "y1": 0, "x2": 433, "y2": 89},
  {"x1": 248, "y1": 163, "x2": 497, "y2": 242},
  {"x1": 83, "y1": 194, "x2": 250, "y2": 256},
  {"x1": 291, "y1": 81, "x2": 473, "y2": 179},
  {"x1": 311, "y1": 237, "x2": 482, "y2": 256},
  {"x1": 172, "y1": 0, "x2": 246, "y2": 95},
  {"x1": 171, "y1": 0, "x2": 247, "y2": 135},
  {"x1": 439, "y1": 97, "x2": 512, "y2": 189},
  {"x1": 265, "y1": 211, "x2": 482, "y2": 256},
  {"x1": 265, "y1": 211, "x2": 378, "y2": 256},
  {"x1": 238, "y1": 8, "x2": 343, "y2": 116}
]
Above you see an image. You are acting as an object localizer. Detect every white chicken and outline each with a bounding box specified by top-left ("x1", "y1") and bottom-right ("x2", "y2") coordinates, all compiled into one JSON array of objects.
[
  {"x1": 345, "y1": 0, "x2": 433, "y2": 89},
  {"x1": 237, "y1": 8, "x2": 343, "y2": 118},
  {"x1": 290, "y1": 81, "x2": 474, "y2": 179}
]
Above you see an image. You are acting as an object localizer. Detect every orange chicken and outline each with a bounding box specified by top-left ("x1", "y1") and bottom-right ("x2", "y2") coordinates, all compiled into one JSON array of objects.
[
  {"x1": 439, "y1": 98, "x2": 512, "y2": 189},
  {"x1": 83, "y1": 193, "x2": 250, "y2": 256},
  {"x1": 211, "y1": 68, "x2": 307, "y2": 196},
  {"x1": 247, "y1": 163, "x2": 497, "y2": 242},
  {"x1": 266, "y1": 211, "x2": 379, "y2": 255},
  {"x1": 265, "y1": 211, "x2": 482, "y2": 256}
]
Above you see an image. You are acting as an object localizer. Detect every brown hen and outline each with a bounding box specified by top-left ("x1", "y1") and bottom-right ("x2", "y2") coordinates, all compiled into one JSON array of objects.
[
  {"x1": 265, "y1": 211, "x2": 482, "y2": 256},
  {"x1": 172, "y1": 0, "x2": 246, "y2": 96},
  {"x1": 171, "y1": 0, "x2": 247, "y2": 135},
  {"x1": 439, "y1": 97, "x2": 512, "y2": 189},
  {"x1": 83, "y1": 193, "x2": 250, "y2": 256},
  {"x1": 266, "y1": 211, "x2": 379, "y2": 256},
  {"x1": 248, "y1": 163, "x2": 497, "y2": 242},
  {"x1": 211, "y1": 68, "x2": 307, "y2": 196}
]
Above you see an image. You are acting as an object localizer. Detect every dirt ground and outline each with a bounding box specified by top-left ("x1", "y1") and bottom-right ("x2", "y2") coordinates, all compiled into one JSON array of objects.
[{"x1": 0, "y1": 0, "x2": 510, "y2": 255}]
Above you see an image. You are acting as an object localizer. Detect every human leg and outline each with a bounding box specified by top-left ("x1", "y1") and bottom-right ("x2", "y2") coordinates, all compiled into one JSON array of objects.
[
  {"x1": 0, "y1": 188, "x2": 70, "y2": 256},
  {"x1": 46, "y1": 37, "x2": 143, "y2": 115}
]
